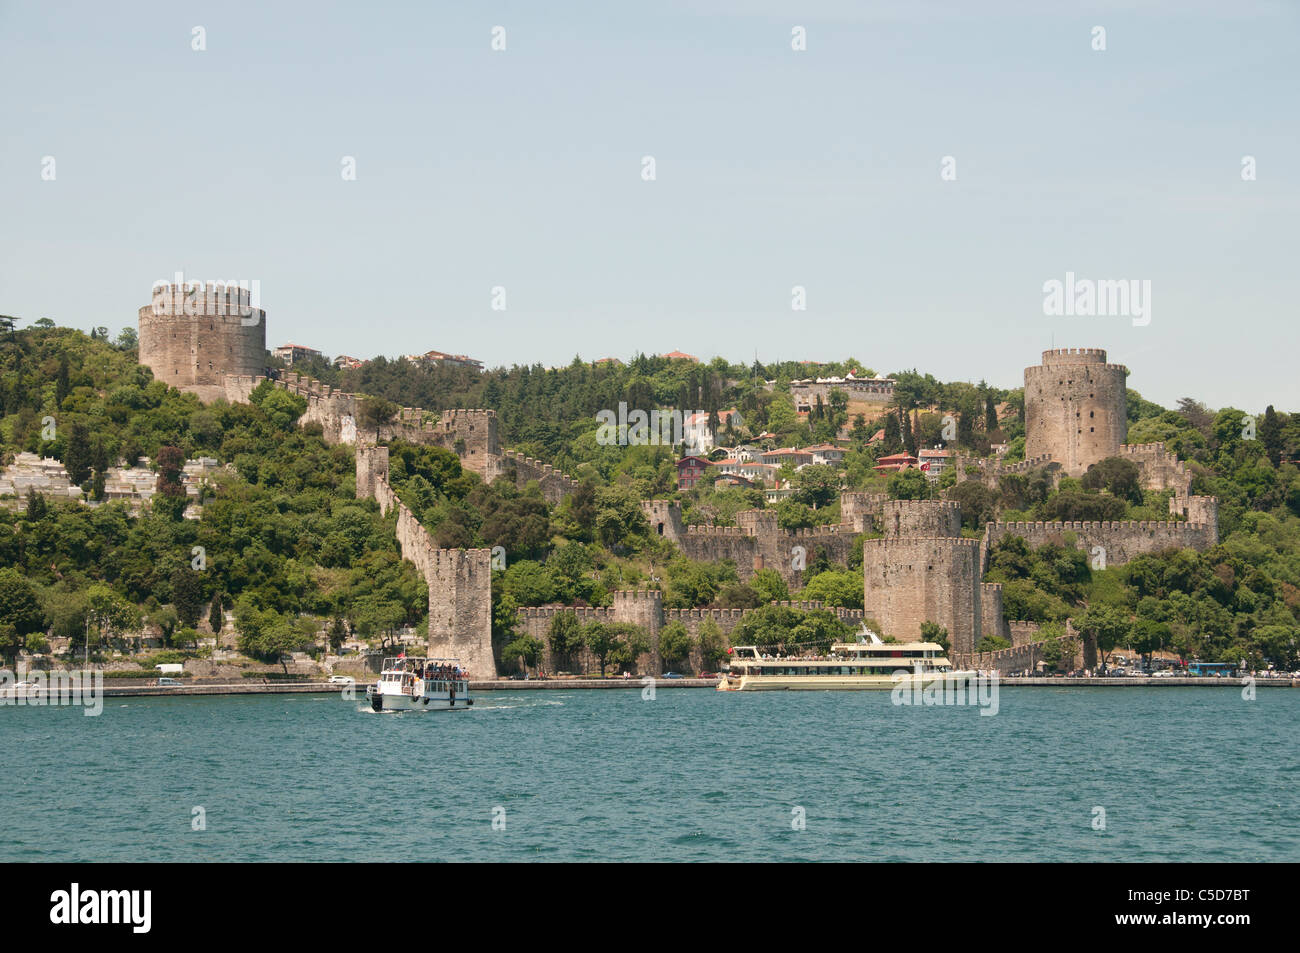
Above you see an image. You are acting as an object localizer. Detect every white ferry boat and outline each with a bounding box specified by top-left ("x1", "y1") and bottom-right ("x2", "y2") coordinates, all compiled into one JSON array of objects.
[
  {"x1": 717, "y1": 626, "x2": 975, "y2": 691},
  {"x1": 366, "y1": 656, "x2": 473, "y2": 712}
]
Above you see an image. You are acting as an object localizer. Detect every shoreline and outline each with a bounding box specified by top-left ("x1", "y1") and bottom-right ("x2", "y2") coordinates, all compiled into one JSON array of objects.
[{"x1": 4, "y1": 675, "x2": 1297, "y2": 700}]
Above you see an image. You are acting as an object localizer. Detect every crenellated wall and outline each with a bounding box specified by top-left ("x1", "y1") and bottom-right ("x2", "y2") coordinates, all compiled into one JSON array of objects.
[
  {"x1": 355, "y1": 446, "x2": 497, "y2": 677},
  {"x1": 983, "y1": 518, "x2": 1216, "y2": 568},
  {"x1": 1119, "y1": 443, "x2": 1192, "y2": 496},
  {"x1": 496, "y1": 449, "x2": 581, "y2": 505},
  {"x1": 954, "y1": 633, "x2": 1084, "y2": 675}
]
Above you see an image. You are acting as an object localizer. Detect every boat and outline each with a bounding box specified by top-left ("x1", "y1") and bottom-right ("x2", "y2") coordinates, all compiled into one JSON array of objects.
[
  {"x1": 716, "y1": 624, "x2": 976, "y2": 691},
  {"x1": 365, "y1": 656, "x2": 473, "y2": 712}
]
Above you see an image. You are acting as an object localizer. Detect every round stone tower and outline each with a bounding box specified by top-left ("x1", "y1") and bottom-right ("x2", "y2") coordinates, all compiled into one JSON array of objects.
[
  {"x1": 138, "y1": 282, "x2": 266, "y2": 402},
  {"x1": 1024, "y1": 348, "x2": 1127, "y2": 477}
]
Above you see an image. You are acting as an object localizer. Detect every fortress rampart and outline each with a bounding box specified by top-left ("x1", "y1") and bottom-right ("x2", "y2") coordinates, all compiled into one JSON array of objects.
[
  {"x1": 355, "y1": 445, "x2": 497, "y2": 677},
  {"x1": 1118, "y1": 442, "x2": 1193, "y2": 496},
  {"x1": 983, "y1": 518, "x2": 1216, "y2": 568}
]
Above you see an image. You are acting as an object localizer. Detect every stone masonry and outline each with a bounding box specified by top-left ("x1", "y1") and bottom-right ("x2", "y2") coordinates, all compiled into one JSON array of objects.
[{"x1": 138, "y1": 282, "x2": 266, "y2": 403}]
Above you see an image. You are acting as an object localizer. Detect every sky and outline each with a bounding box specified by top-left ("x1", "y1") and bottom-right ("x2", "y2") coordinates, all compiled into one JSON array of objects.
[{"x1": 2, "y1": 0, "x2": 1297, "y2": 411}]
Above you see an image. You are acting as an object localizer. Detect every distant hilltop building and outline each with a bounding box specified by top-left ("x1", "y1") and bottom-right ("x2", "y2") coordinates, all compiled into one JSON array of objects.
[
  {"x1": 333, "y1": 354, "x2": 366, "y2": 370},
  {"x1": 138, "y1": 281, "x2": 266, "y2": 403},
  {"x1": 784, "y1": 373, "x2": 895, "y2": 413},
  {"x1": 404, "y1": 349, "x2": 483, "y2": 371},
  {"x1": 272, "y1": 343, "x2": 322, "y2": 365},
  {"x1": 659, "y1": 350, "x2": 698, "y2": 362}
]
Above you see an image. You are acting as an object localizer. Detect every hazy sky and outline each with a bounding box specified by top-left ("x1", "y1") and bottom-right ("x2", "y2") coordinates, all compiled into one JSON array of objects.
[{"x1": 2, "y1": 1, "x2": 1296, "y2": 411}]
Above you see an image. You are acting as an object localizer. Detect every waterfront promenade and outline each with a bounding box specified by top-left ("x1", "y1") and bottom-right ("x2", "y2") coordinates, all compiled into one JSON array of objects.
[{"x1": 7, "y1": 674, "x2": 1293, "y2": 699}]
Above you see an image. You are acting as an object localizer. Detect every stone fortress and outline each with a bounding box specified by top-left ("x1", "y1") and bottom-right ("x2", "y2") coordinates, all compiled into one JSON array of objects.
[
  {"x1": 138, "y1": 282, "x2": 266, "y2": 404},
  {"x1": 136, "y1": 288, "x2": 1217, "y2": 676}
]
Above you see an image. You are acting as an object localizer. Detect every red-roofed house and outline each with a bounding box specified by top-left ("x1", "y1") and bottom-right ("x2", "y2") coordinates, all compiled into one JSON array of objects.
[
  {"x1": 917, "y1": 448, "x2": 952, "y2": 481},
  {"x1": 873, "y1": 453, "x2": 918, "y2": 473},
  {"x1": 676, "y1": 455, "x2": 713, "y2": 490}
]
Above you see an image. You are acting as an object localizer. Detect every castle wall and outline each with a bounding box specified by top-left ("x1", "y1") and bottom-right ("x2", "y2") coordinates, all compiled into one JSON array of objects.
[
  {"x1": 953, "y1": 634, "x2": 1084, "y2": 676},
  {"x1": 499, "y1": 450, "x2": 579, "y2": 505},
  {"x1": 641, "y1": 500, "x2": 685, "y2": 542},
  {"x1": 1120, "y1": 443, "x2": 1192, "y2": 495},
  {"x1": 1024, "y1": 348, "x2": 1127, "y2": 477},
  {"x1": 355, "y1": 446, "x2": 497, "y2": 678},
  {"x1": 983, "y1": 519, "x2": 1215, "y2": 568},
  {"x1": 882, "y1": 499, "x2": 961, "y2": 538},
  {"x1": 678, "y1": 519, "x2": 858, "y2": 587}
]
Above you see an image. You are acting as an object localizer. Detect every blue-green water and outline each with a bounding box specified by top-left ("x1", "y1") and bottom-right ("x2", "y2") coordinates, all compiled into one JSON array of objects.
[{"x1": 3, "y1": 688, "x2": 1297, "y2": 861}]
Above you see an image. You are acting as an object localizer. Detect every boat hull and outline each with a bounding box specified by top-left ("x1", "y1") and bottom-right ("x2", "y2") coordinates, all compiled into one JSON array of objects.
[
  {"x1": 366, "y1": 688, "x2": 472, "y2": 711},
  {"x1": 718, "y1": 672, "x2": 976, "y2": 691}
]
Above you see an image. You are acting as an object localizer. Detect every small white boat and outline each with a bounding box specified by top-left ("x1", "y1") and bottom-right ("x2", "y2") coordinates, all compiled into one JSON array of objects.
[{"x1": 365, "y1": 656, "x2": 472, "y2": 712}]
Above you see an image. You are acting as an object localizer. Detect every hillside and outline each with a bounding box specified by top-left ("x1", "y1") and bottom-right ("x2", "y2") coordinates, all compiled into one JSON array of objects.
[{"x1": 2, "y1": 321, "x2": 1299, "y2": 672}]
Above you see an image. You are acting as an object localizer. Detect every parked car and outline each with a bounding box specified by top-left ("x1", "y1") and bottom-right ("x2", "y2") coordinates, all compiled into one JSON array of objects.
[
  {"x1": 327, "y1": 675, "x2": 354, "y2": 684},
  {"x1": 157, "y1": 677, "x2": 181, "y2": 686},
  {"x1": 662, "y1": 672, "x2": 684, "y2": 679}
]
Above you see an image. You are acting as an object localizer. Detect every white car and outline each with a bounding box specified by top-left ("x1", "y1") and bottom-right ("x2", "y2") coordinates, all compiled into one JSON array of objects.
[{"x1": 328, "y1": 675, "x2": 354, "y2": 684}]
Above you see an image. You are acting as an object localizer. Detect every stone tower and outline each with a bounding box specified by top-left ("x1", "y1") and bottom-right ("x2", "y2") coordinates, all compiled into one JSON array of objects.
[
  {"x1": 862, "y1": 500, "x2": 983, "y2": 655},
  {"x1": 138, "y1": 282, "x2": 266, "y2": 402},
  {"x1": 1024, "y1": 348, "x2": 1127, "y2": 477},
  {"x1": 427, "y1": 549, "x2": 496, "y2": 678}
]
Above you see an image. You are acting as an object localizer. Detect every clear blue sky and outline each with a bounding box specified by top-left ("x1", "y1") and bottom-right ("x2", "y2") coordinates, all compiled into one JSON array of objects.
[{"x1": 2, "y1": 1, "x2": 1296, "y2": 411}]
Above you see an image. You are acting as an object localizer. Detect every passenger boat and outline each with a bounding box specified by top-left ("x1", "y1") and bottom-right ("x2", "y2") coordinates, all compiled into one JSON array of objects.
[
  {"x1": 717, "y1": 625, "x2": 975, "y2": 691},
  {"x1": 366, "y1": 656, "x2": 473, "y2": 712}
]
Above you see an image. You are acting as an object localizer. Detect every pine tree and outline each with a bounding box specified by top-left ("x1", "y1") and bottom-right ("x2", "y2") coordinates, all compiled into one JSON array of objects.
[
  {"x1": 1259, "y1": 406, "x2": 1283, "y2": 466},
  {"x1": 883, "y1": 414, "x2": 902, "y2": 453},
  {"x1": 208, "y1": 593, "x2": 224, "y2": 637},
  {"x1": 64, "y1": 422, "x2": 92, "y2": 485}
]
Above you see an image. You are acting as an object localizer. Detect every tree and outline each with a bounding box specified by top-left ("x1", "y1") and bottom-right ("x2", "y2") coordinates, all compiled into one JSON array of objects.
[
  {"x1": 1129, "y1": 618, "x2": 1171, "y2": 668},
  {"x1": 1076, "y1": 603, "x2": 1131, "y2": 666},
  {"x1": 658, "y1": 621, "x2": 694, "y2": 671},
  {"x1": 209, "y1": 593, "x2": 225, "y2": 638},
  {"x1": 608, "y1": 623, "x2": 650, "y2": 674},
  {"x1": 547, "y1": 610, "x2": 584, "y2": 671},
  {"x1": 501, "y1": 634, "x2": 543, "y2": 675},
  {"x1": 698, "y1": 618, "x2": 728, "y2": 671},
  {"x1": 171, "y1": 569, "x2": 204, "y2": 628},
  {"x1": 149, "y1": 605, "x2": 179, "y2": 646},
  {"x1": 328, "y1": 615, "x2": 347, "y2": 653},
  {"x1": 0, "y1": 568, "x2": 45, "y2": 664},
  {"x1": 583, "y1": 621, "x2": 620, "y2": 677},
  {"x1": 800, "y1": 569, "x2": 863, "y2": 609},
  {"x1": 920, "y1": 621, "x2": 949, "y2": 652},
  {"x1": 887, "y1": 468, "x2": 931, "y2": 501},
  {"x1": 85, "y1": 583, "x2": 140, "y2": 655},
  {"x1": 64, "y1": 422, "x2": 92, "y2": 485}
]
